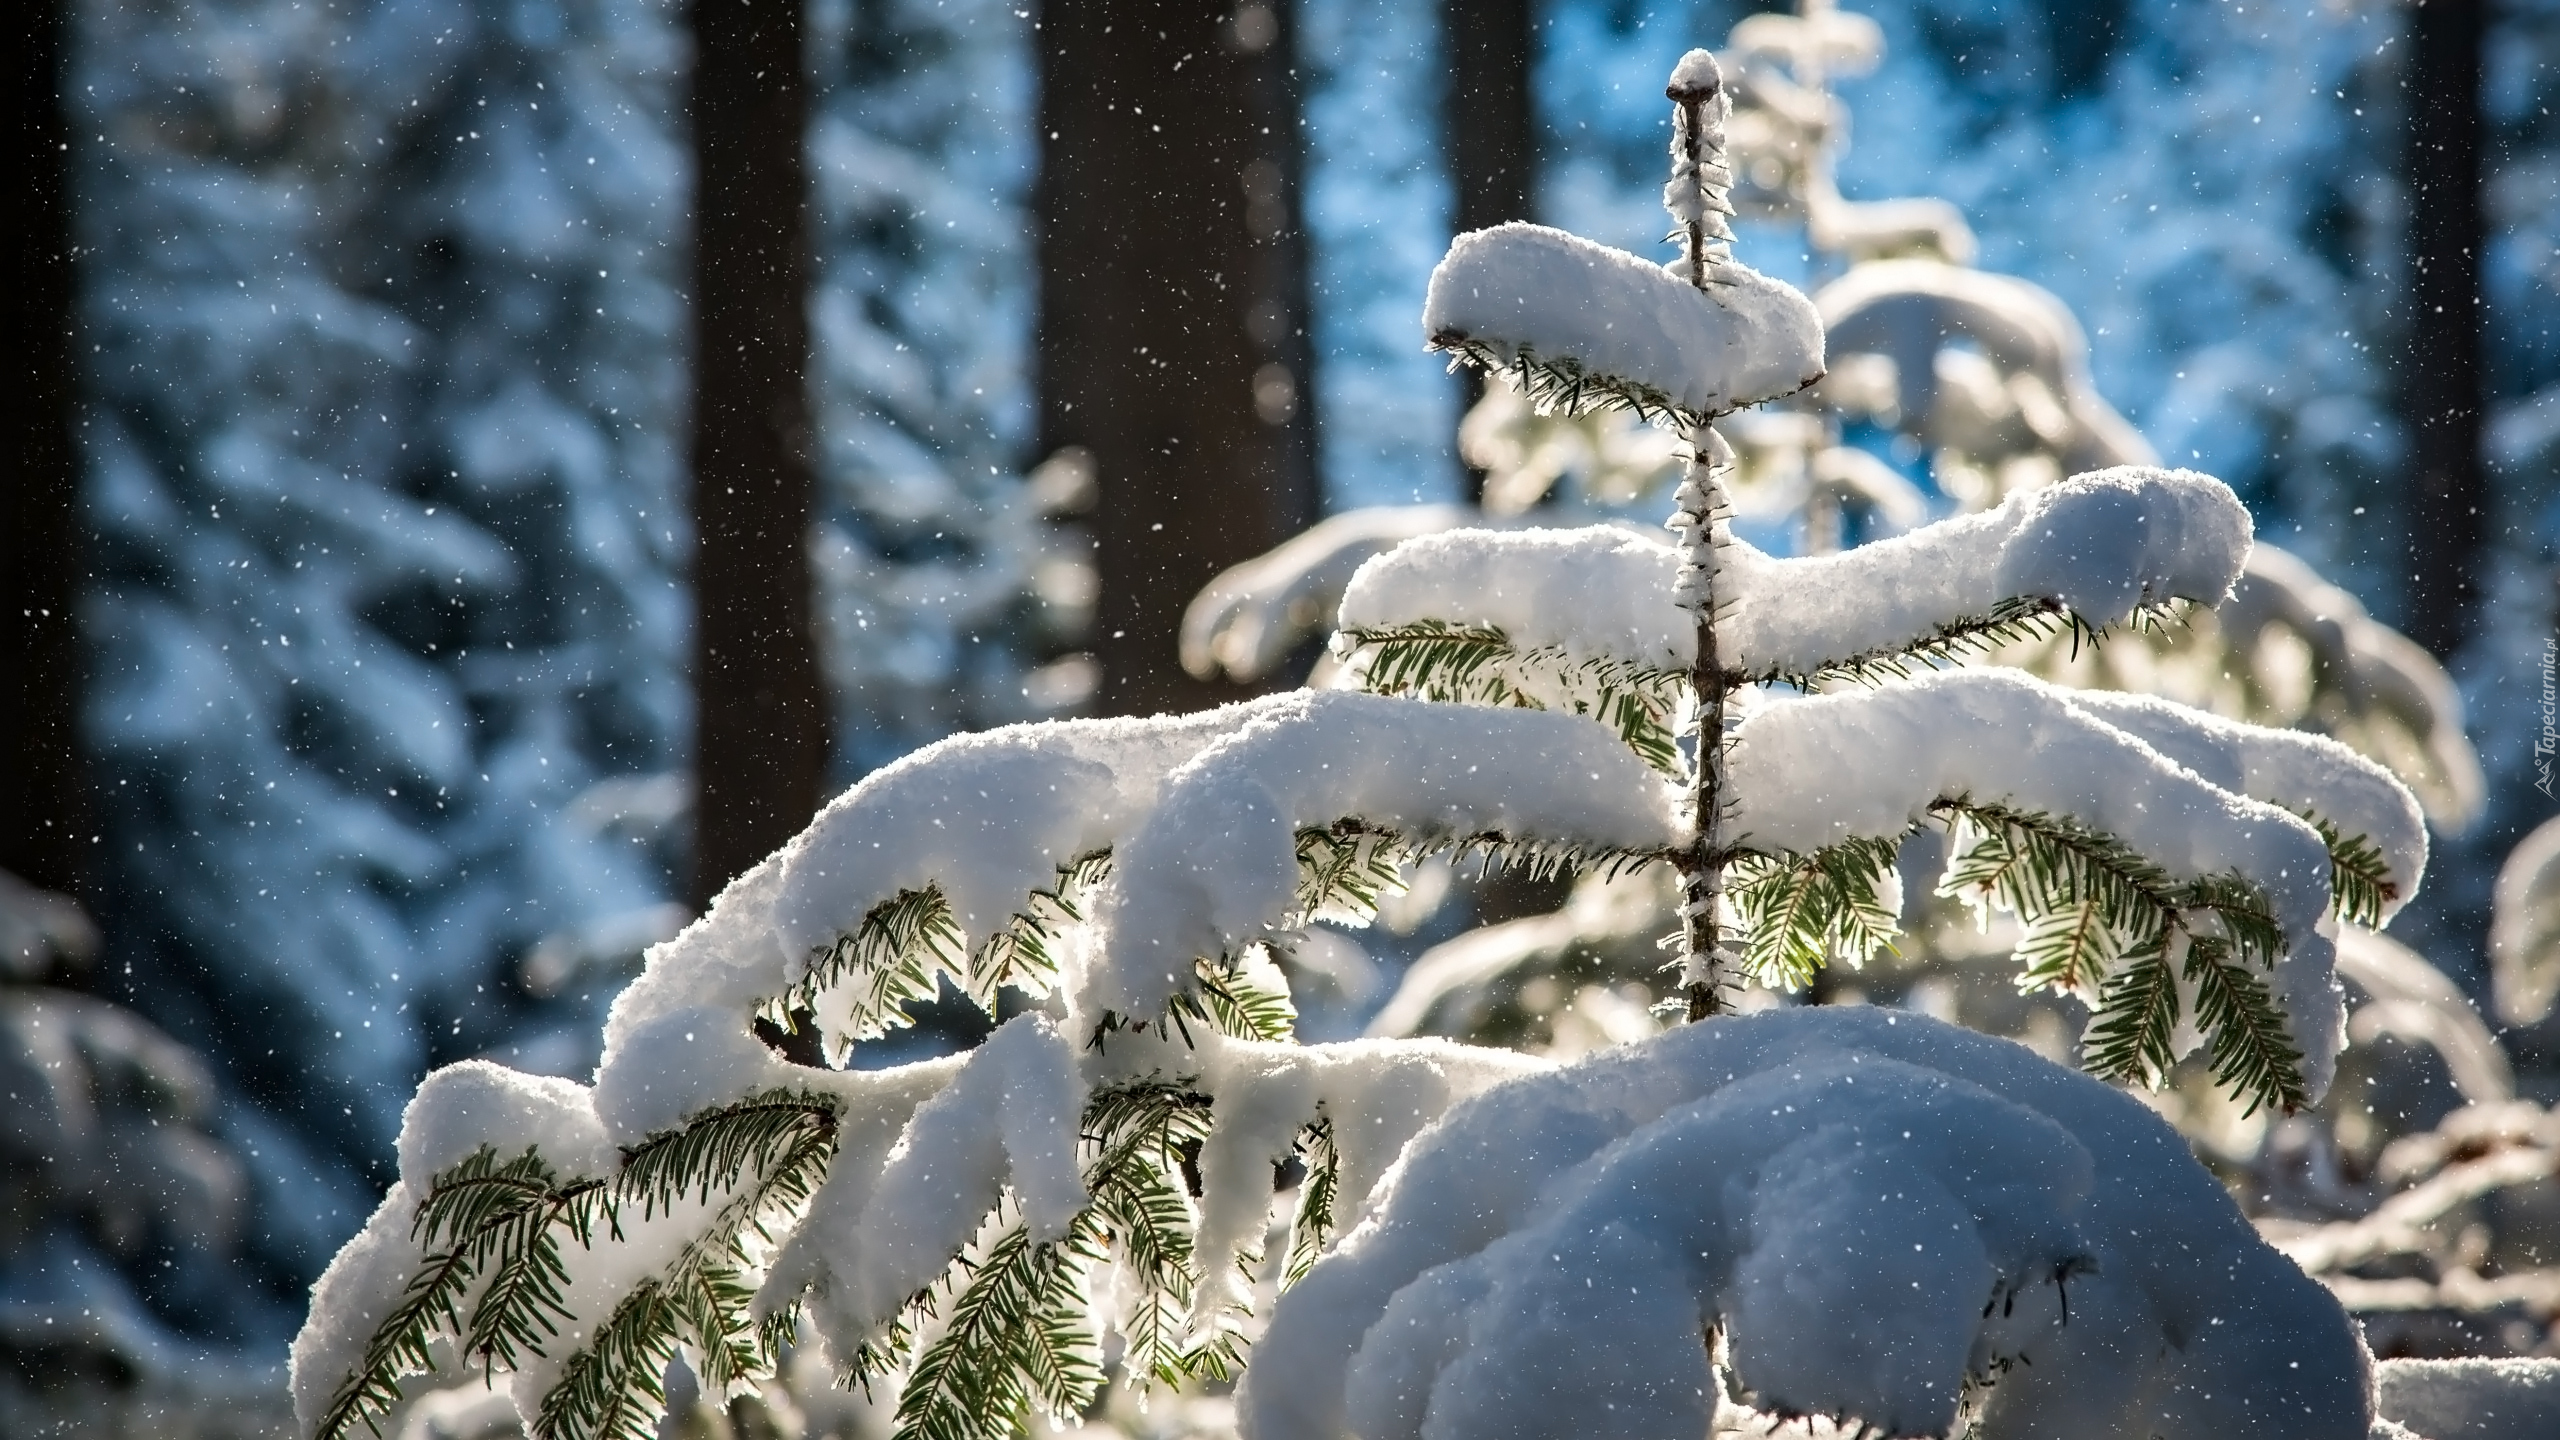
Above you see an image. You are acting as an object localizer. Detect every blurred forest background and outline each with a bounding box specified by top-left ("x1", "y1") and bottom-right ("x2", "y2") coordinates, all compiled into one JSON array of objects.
[{"x1": 5, "y1": 0, "x2": 2558, "y2": 1433}]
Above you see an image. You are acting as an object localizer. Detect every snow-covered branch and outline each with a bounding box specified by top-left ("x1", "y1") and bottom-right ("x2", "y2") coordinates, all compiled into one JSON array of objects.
[
  {"x1": 1087, "y1": 692, "x2": 1681, "y2": 1020},
  {"x1": 1422, "y1": 222, "x2": 1823, "y2": 427},
  {"x1": 1339, "y1": 465, "x2": 2252, "y2": 689}
]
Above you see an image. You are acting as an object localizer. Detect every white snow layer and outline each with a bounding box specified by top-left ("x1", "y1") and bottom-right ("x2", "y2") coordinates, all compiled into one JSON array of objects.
[
  {"x1": 290, "y1": 1064, "x2": 614, "y2": 1432},
  {"x1": 2373, "y1": 1357, "x2": 2560, "y2": 1440},
  {"x1": 1084, "y1": 691, "x2": 1682, "y2": 1018},
  {"x1": 290, "y1": 1182, "x2": 424, "y2": 1435},
  {"x1": 1423, "y1": 222, "x2": 1823, "y2": 417},
  {"x1": 1725, "y1": 668, "x2": 2347, "y2": 1094},
  {"x1": 598, "y1": 698, "x2": 1308, "y2": 1063},
  {"x1": 1336, "y1": 466, "x2": 2253, "y2": 681},
  {"x1": 1175, "y1": 1034, "x2": 1548, "y2": 1338},
  {"x1": 2064, "y1": 688, "x2": 2427, "y2": 920},
  {"x1": 1235, "y1": 1007, "x2": 2370, "y2": 1440},
  {"x1": 827, "y1": 1016, "x2": 1086, "y2": 1339}
]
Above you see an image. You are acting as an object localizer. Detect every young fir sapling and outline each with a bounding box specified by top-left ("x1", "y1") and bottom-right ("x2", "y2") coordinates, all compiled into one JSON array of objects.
[{"x1": 294, "y1": 47, "x2": 2424, "y2": 1440}]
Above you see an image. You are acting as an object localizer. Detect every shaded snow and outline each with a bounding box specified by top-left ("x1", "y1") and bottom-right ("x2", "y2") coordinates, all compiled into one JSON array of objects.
[{"x1": 1238, "y1": 1007, "x2": 2371, "y2": 1440}]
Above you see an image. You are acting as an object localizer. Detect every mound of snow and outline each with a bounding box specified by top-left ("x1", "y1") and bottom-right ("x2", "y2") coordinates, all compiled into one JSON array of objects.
[{"x1": 1238, "y1": 1006, "x2": 2368, "y2": 1440}]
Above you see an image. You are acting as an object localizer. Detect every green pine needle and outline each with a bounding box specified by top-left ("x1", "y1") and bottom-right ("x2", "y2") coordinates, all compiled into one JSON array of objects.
[
  {"x1": 1186, "y1": 953, "x2": 1299, "y2": 1043},
  {"x1": 771, "y1": 853, "x2": 1118, "y2": 1056},
  {"x1": 1764, "y1": 599, "x2": 2185, "y2": 692},
  {"x1": 313, "y1": 1148, "x2": 608, "y2": 1440},
  {"x1": 2299, "y1": 809, "x2": 2395, "y2": 928},
  {"x1": 1282, "y1": 1117, "x2": 1342, "y2": 1288},
  {"x1": 530, "y1": 1094, "x2": 839, "y2": 1440},
  {"x1": 1337, "y1": 620, "x2": 1686, "y2": 775},
  {"x1": 2082, "y1": 941, "x2": 2180, "y2": 1093},
  {"x1": 1427, "y1": 332, "x2": 1704, "y2": 431},
  {"x1": 2011, "y1": 899, "x2": 2126, "y2": 999},
  {"x1": 2183, "y1": 934, "x2": 2310, "y2": 1117},
  {"x1": 1726, "y1": 837, "x2": 1904, "y2": 991},
  {"x1": 784, "y1": 886, "x2": 969, "y2": 1047},
  {"x1": 1294, "y1": 818, "x2": 1662, "y2": 933},
  {"x1": 1933, "y1": 798, "x2": 2306, "y2": 1114}
]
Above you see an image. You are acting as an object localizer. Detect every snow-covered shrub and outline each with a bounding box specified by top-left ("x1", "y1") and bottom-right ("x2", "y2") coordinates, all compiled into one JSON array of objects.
[
  {"x1": 293, "y1": 46, "x2": 2422, "y2": 1440},
  {"x1": 73, "y1": 0, "x2": 1071, "y2": 1313}
]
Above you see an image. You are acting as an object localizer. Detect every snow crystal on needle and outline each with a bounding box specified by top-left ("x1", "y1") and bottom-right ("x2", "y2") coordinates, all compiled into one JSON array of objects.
[
  {"x1": 1424, "y1": 222, "x2": 1823, "y2": 418},
  {"x1": 1236, "y1": 1008, "x2": 2369, "y2": 1440},
  {"x1": 1335, "y1": 468, "x2": 2251, "y2": 683},
  {"x1": 1086, "y1": 691, "x2": 1681, "y2": 1017},
  {"x1": 1725, "y1": 668, "x2": 2344, "y2": 1092}
]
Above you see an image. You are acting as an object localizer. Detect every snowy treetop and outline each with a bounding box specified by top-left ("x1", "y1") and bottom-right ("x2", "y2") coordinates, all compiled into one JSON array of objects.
[{"x1": 1423, "y1": 222, "x2": 1824, "y2": 425}]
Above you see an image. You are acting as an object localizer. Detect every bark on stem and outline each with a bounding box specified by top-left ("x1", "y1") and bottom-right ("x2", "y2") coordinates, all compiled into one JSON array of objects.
[
  {"x1": 1675, "y1": 427, "x2": 1735, "y2": 1021},
  {"x1": 1665, "y1": 62, "x2": 1737, "y2": 1020}
]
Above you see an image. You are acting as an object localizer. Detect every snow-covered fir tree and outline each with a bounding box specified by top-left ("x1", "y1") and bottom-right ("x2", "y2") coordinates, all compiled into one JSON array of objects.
[
  {"x1": 75, "y1": 0, "x2": 695, "y2": 1308},
  {"x1": 70, "y1": 0, "x2": 1065, "y2": 1341},
  {"x1": 291, "y1": 49, "x2": 2444, "y2": 1440}
]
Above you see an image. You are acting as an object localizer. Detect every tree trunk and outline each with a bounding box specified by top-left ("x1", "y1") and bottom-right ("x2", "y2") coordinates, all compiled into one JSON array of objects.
[
  {"x1": 2399, "y1": 0, "x2": 2485, "y2": 659},
  {"x1": 6, "y1": 0, "x2": 89, "y2": 898},
  {"x1": 1037, "y1": 1, "x2": 1322, "y2": 716},
  {"x1": 687, "y1": 0, "x2": 830, "y2": 907},
  {"x1": 1442, "y1": 0, "x2": 1537, "y2": 504}
]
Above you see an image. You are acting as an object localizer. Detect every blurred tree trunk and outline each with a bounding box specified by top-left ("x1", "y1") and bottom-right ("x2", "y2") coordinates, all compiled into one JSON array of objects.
[
  {"x1": 6, "y1": 0, "x2": 89, "y2": 899},
  {"x1": 1443, "y1": 0, "x2": 1537, "y2": 504},
  {"x1": 687, "y1": 0, "x2": 829, "y2": 907},
  {"x1": 1038, "y1": 1, "x2": 1321, "y2": 716},
  {"x1": 2399, "y1": 0, "x2": 2485, "y2": 658}
]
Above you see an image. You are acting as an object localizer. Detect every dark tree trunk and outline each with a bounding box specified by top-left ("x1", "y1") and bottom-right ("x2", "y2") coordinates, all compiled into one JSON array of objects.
[
  {"x1": 1038, "y1": 1, "x2": 1322, "y2": 716},
  {"x1": 686, "y1": 0, "x2": 829, "y2": 907},
  {"x1": 1443, "y1": 0, "x2": 1536, "y2": 504},
  {"x1": 6, "y1": 0, "x2": 89, "y2": 898},
  {"x1": 2399, "y1": 0, "x2": 2486, "y2": 658}
]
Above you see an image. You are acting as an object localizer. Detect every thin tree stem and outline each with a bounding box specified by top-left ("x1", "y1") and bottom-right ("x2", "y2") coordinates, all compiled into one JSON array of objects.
[
  {"x1": 1665, "y1": 56, "x2": 1736, "y2": 1020},
  {"x1": 1676, "y1": 425, "x2": 1733, "y2": 1021}
]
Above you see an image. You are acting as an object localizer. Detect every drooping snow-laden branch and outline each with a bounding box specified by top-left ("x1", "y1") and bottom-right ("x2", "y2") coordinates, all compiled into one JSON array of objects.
[
  {"x1": 1336, "y1": 464, "x2": 2254, "y2": 696},
  {"x1": 1085, "y1": 691, "x2": 1681, "y2": 1021},
  {"x1": 292, "y1": 691, "x2": 1675, "y2": 1440},
  {"x1": 1421, "y1": 220, "x2": 1822, "y2": 431},
  {"x1": 1235, "y1": 1007, "x2": 2372, "y2": 1440},
  {"x1": 1718, "y1": 666, "x2": 2428, "y2": 1110}
]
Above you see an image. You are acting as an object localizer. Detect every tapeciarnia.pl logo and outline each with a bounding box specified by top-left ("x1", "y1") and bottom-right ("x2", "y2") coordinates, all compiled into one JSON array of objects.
[{"x1": 2539, "y1": 637, "x2": 2556, "y2": 799}]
